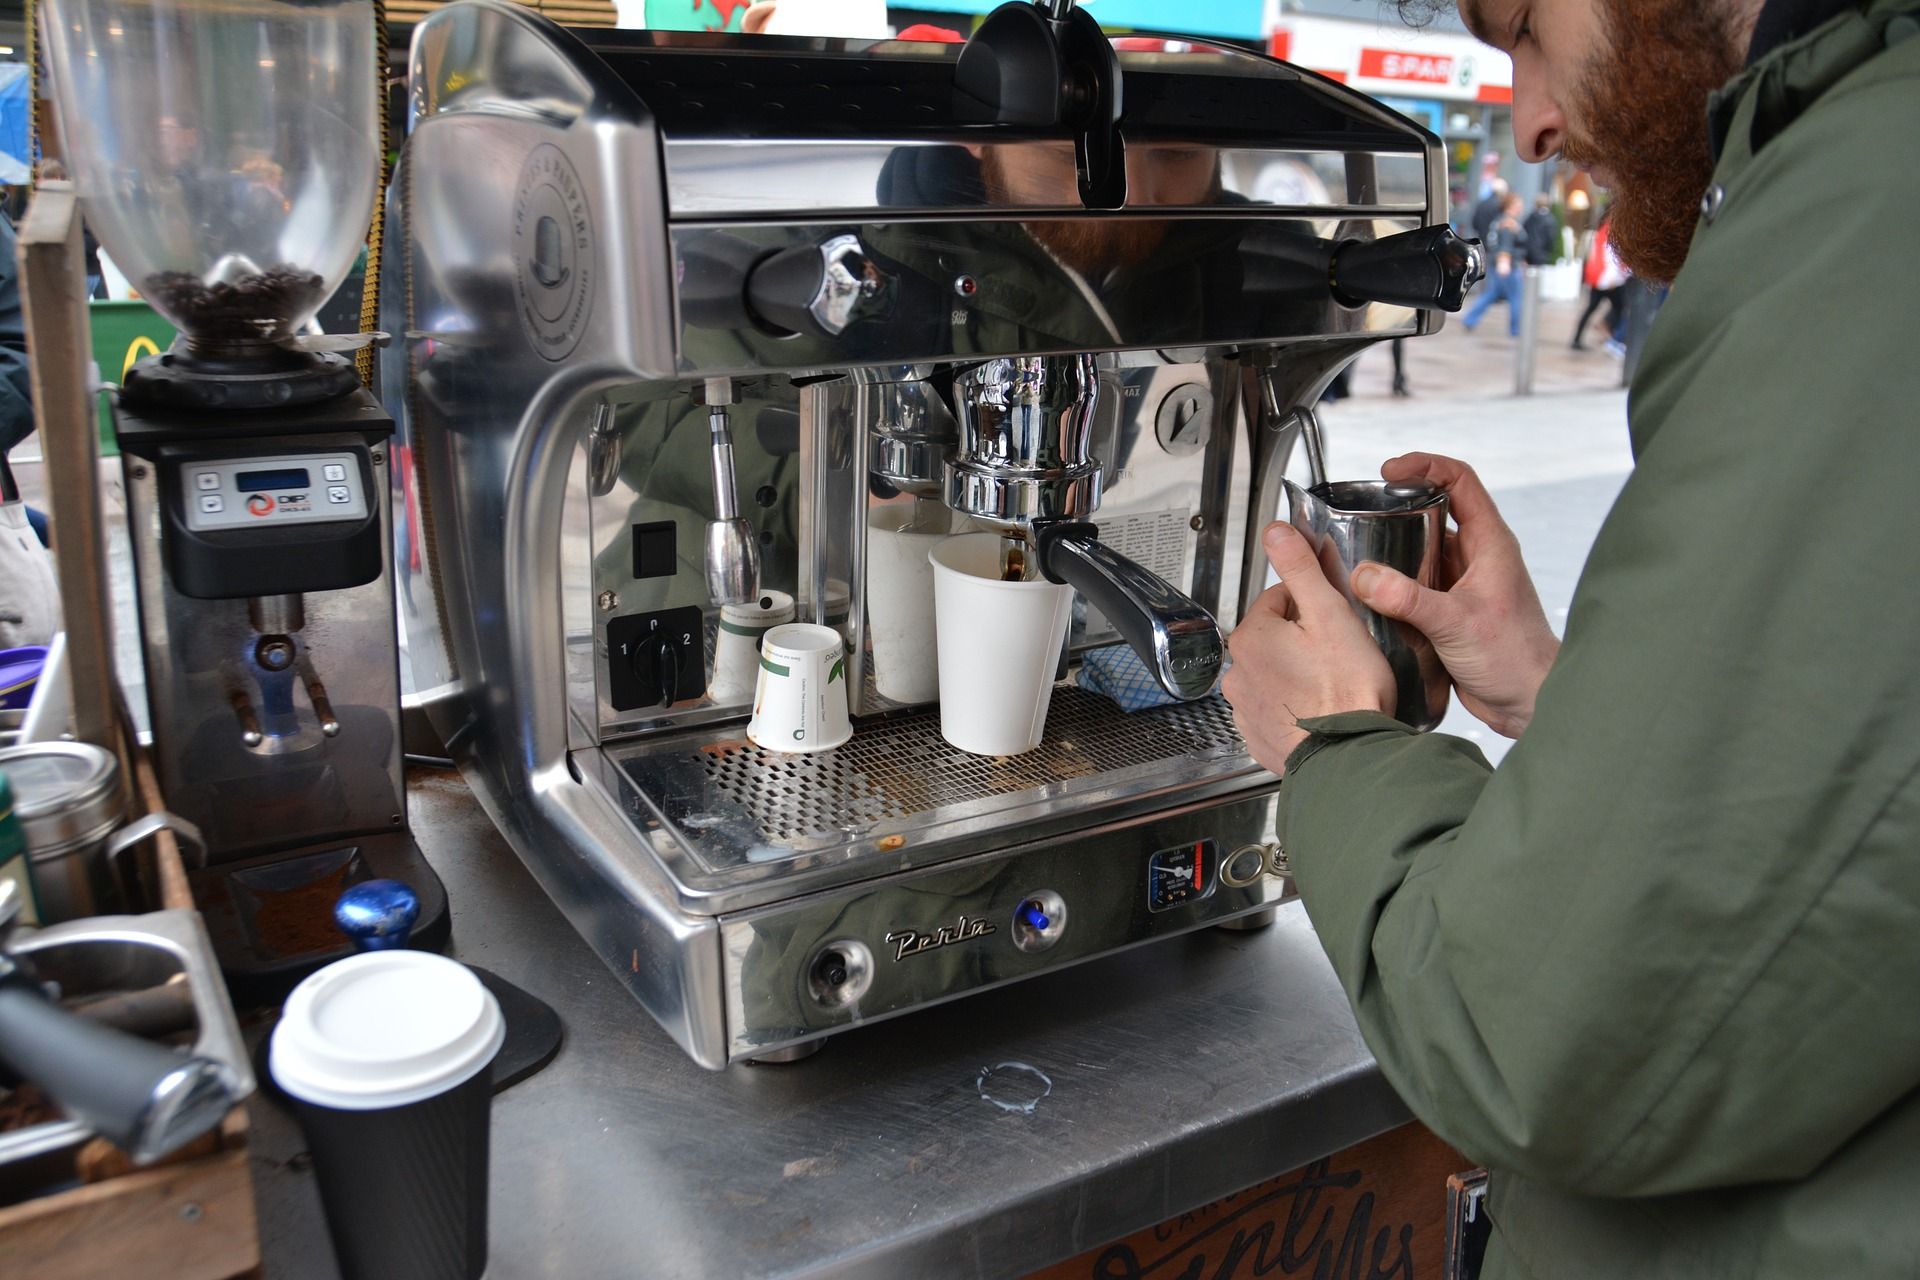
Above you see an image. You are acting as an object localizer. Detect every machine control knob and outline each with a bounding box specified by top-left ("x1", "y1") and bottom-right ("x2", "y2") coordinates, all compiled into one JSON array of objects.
[
  {"x1": 812, "y1": 948, "x2": 850, "y2": 990},
  {"x1": 805, "y1": 940, "x2": 874, "y2": 1009},
  {"x1": 1329, "y1": 225, "x2": 1484, "y2": 313},
  {"x1": 628, "y1": 635, "x2": 681, "y2": 710},
  {"x1": 1010, "y1": 890, "x2": 1067, "y2": 953},
  {"x1": 746, "y1": 234, "x2": 890, "y2": 338}
]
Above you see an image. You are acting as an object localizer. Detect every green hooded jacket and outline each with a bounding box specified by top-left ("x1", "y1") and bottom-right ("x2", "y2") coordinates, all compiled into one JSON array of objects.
[{"x1": 1275, "y1": 4, "x2": 1920, "y2": 1275}]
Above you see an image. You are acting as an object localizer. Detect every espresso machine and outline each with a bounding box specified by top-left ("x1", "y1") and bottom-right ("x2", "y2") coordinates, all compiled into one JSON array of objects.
[
  {"x1": 41, "y1": 0, "x2": 448, "y2": 996},
  {"x1": 394, "y1": 0, "x2": 1476, "y2": 1066}
]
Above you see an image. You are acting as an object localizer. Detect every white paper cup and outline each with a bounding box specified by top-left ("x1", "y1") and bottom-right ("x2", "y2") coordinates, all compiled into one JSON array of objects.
[
  {"x1": 867, "y1": 506, "x2": 961, "y2": 705},
  {"x1": 708, "y1": 590, "x2": 795, "y2": 704},
  {"x1": 929, "y1": 532, "x2": 1074, "y2": 756},
  {"x1": 747, "y1": 623, "x2": 853, "y2": 753}
]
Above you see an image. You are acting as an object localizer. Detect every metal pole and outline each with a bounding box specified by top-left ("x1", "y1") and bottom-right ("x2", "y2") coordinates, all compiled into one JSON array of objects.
[{"x1": 1513, "y1": 265, "x2": 1543, "y2": 396}]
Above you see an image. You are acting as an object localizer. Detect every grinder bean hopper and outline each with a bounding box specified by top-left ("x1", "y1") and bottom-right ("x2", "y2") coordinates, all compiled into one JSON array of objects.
[{"x1": 40, "y1": 0, "x2": 448, "y2": 999}]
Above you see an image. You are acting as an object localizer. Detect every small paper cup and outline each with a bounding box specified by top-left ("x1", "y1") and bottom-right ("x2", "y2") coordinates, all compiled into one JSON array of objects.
[
  {"x1": 708, "y1": 590, "x2": 796, "y2": 704},
  {"x1": 747, "y1": 623, "x2": 853, "y2": 753}
]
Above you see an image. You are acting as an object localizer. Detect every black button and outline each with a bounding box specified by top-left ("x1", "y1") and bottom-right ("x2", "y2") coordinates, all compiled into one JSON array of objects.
[{"x1": 632, "y1": 520, "x2": 678, "y2": 579}]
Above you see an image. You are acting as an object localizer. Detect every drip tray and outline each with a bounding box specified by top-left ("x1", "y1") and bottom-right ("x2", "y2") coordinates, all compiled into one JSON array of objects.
[{"x1": 605, "y1": 686, "x2": 1261, "y2": 883}]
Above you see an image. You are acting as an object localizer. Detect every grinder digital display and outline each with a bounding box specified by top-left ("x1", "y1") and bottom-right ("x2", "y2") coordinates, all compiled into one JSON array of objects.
[{"x1": 235, "y1": 467, "x2": 310, "y2": 493}]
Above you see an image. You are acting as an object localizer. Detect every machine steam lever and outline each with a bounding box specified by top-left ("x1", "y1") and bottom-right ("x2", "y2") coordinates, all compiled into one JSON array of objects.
[
  {"x1": 1329, "y1": 225, "x2": 1484, "y2": 312},
  {"x1": 745, "y1": 235, "x2": 887, "y2": 339}
]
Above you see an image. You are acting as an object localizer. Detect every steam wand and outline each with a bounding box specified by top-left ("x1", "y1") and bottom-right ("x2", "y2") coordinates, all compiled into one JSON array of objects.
[{"x1": 703, "y1": 377, "x2": 760, "y2": 606}]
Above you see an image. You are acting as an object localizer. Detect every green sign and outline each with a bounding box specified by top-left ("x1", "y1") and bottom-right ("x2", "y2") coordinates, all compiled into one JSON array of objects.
[{"x1": 88, "y1": 300, "x2": 177, "y2": 458}]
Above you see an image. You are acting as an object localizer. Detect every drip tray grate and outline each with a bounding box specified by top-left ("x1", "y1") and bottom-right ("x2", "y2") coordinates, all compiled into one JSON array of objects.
[{"x1": 612, "y1": 686, "x2": 1251, "y2": 865}]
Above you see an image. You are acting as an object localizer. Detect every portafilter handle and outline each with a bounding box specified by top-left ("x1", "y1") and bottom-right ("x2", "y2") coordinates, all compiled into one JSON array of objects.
[
  {"x1": 1329, "y1": 225, "x2": 1484, "y2": 312},
  {"x1": 1033, "y1": 522, "x2": 1223, "y2": 701},
  {"x1": 0, "y1": 881, "x2": 243, "y2": 1164}
]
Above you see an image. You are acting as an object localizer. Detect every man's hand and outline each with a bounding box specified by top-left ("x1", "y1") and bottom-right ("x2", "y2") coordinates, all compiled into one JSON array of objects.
[
  {"x1": 1351, "y1": 453, "x2": 1560, "y2": 738},
  {"x1": 1222, "y1": 521, "x2": 1397, "y2": 776}
]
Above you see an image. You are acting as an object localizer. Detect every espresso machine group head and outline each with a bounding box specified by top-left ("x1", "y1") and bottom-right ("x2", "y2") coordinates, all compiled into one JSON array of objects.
[
  {"x1": 394, "y1": 0, "x2": 1477, "y2": 1066},
  {"x1": 944, "y1": 354, "x2": 1223, "y2": 700}
]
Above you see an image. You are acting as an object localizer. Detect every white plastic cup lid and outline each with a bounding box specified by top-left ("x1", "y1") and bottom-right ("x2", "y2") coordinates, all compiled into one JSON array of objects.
[{"x1": 270, "y1": 951, "x2": 505, "y2": 1111}]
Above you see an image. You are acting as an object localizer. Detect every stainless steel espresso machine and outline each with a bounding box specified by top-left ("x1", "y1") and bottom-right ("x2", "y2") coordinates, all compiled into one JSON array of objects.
[{"x1": 394, "y1": 0, "x2": 1477, "y2": 1066}]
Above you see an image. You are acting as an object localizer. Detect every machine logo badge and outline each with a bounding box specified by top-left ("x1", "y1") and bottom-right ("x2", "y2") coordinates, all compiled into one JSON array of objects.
[
  {"x1": 884, "y1": 915, "x2": 996, "y2": 963},
  {"x1": 246, "y1": 495, "x2": 275, "y2": 517},
  {"x1": 513, "y1": 144, "x2": 595, "y2": 362}
]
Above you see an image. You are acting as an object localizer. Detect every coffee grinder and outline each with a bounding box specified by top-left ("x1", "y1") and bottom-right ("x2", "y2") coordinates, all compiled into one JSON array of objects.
[{"x1": 40, "y1": 0, "x2": 448, "y2": 1000}]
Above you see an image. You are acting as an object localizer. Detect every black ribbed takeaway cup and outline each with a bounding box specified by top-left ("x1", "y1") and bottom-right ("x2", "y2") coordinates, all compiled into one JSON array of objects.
[{"x1": 271, "y1": 951, "x2": 505, "y2": 1280}]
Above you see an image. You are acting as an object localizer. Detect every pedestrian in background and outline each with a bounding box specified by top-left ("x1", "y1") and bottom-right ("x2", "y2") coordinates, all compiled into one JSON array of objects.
[
  {"x1": 1462, "y1": 192, "x2": 1525, "y2": 336},
  {"x1": 1523, "y1": 192, "x2": 1558, "y2": 266},
  {"x1": 1470, "y1": 177, "x2": 1509, "y2": 250},
  {"x1": 1571, "y1": 214, "x2": 1631, "y2": 353}
]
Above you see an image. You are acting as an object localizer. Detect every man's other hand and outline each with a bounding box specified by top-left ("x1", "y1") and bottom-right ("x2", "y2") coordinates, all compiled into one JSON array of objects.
[
  {"x1": 1223, "y1": 521, "x2": 1397, "y2": 776},
  {"x1": 1353, "y1": 453, "x2": 1560, "y2": 738}
]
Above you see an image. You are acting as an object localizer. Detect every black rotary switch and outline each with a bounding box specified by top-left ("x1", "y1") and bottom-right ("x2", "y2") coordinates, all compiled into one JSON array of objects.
[
  {"x1": 606, "y1": 607, "x2": 706, "y2": 713},
  {"x1": 629, "y1": 635, "x2": 679, "y2": 710}
]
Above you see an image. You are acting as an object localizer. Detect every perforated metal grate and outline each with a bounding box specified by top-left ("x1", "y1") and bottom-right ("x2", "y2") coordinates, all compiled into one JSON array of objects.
[{"x1": 687, "y1": 686, "x2": 1244, "y2": 846}]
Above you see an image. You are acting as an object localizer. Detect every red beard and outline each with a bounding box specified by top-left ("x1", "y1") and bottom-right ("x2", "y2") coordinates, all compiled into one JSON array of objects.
[
  {"x1": 977, "y1": 148, "x2": 1170, "y2": 276},
  {"x1": 1564, "y1": 0, "x2": 1747, "y2": 283}
]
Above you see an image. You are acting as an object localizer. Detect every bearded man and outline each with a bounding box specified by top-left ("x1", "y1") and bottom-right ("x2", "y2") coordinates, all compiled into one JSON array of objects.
[{"x1": 1221, "y1": 0, "x2": 1920, "y2": 1275}]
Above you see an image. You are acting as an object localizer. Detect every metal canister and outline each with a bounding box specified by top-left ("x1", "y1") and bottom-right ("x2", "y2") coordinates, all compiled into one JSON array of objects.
[
  {"x1": 0, "y1": 771, "x2": 38, "y2": 925},
  {"x1": 0, "y1": 742, "x2": 128, "y2": 923},
  {"x1": 1285, "y1": 478, "x2": 1451, "y2": 733}
]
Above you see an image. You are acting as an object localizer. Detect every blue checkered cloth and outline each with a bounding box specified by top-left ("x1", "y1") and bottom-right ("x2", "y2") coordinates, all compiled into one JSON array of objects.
[{"x1": 1078, "y1": 642, "x2": 1215, "y2": 712}]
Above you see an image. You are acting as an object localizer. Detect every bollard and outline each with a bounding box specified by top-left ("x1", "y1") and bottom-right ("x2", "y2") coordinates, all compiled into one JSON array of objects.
[{"x1": 1514, "y1": 265, "x2": 1544, "y2": 396}]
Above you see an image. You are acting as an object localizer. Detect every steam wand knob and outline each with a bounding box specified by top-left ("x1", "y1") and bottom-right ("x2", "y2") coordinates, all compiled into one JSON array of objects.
[{"x1": 1329, "y1": 225, "x2": 1484, "y2": 312}]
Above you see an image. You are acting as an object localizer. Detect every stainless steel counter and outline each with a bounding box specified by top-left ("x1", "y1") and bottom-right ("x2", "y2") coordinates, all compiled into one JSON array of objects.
[{"x1": 247, "y1": 768, "x2": 1409, "y2": 1279}]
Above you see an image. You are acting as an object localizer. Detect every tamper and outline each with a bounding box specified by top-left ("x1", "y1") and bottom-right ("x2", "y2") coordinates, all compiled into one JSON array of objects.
[
  {"x1": 334, "y1": 879, "x2": 422, "y2": 951},
  {"x1": 332, "y1": 880, "x2": 563, "y2": 1093}
]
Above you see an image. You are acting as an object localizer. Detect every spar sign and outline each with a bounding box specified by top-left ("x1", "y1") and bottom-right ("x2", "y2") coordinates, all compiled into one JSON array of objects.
[{"x1": 1358, "y1": 46, "x2": 1486, "y2": 93}]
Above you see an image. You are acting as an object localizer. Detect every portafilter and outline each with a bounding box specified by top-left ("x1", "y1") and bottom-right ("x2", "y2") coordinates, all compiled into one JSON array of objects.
[{"x1": 944, "y1": 356, "x2": 1223, "y2": 701}]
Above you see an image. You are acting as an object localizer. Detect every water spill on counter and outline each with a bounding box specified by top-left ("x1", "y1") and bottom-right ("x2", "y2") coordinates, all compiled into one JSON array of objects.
[{"x1": 976, "y1": 1061, "x2": 1052, "y2": 1114}]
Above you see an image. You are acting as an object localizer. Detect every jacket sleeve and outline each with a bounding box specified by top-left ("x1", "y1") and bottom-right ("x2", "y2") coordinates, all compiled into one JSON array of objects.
[
  {"x1": 1278, "y1": 107, "x2": 1920, "y2": 1195},
  {"x1": 0, "y1": 216, "x2": 36, "y2": 455}
]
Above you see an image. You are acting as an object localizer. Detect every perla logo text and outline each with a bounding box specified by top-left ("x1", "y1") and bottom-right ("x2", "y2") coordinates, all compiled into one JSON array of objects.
[{"x1": 884, "y1": 915, "x2": 996, "y2": 962}]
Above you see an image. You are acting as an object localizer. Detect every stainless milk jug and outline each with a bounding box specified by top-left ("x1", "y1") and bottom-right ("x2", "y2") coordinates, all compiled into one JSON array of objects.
[{"x1": 1284, "y1": 479, "x2": 1450, "y2": 732}]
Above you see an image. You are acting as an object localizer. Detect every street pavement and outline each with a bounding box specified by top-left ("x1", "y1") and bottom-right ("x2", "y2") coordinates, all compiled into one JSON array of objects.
[{"x1": 1304, "y1": 294, "x2": 1637, "y2": 763}]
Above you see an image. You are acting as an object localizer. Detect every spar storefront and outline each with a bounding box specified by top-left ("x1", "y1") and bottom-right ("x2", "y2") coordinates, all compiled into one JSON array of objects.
[{"x1": 1263, "y1": 11, "x2": 1518, "y2": 229}]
